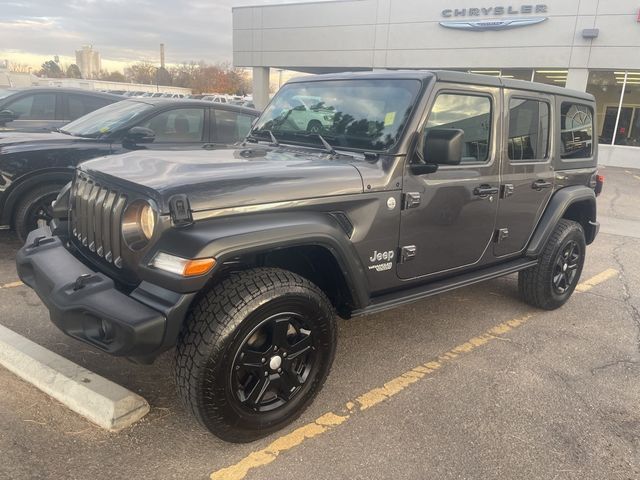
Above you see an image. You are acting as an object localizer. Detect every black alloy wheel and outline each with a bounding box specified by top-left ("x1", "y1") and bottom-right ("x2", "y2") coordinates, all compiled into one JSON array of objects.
[
  {"x1": 175, "y1": 268, "x2": 336, "y2": 443},
  {"x1": 15, "y1": 184, "x2": 65, "y2": 242},
  {"x1": 518, "y1": 219, "x2": 586, "y2": 310},
  {"x1": 232, "y1": 312, "x2": 316, "y2": 412},
  {"x1": 552, "y1": 240, "x2": 581, "y2": 294}
]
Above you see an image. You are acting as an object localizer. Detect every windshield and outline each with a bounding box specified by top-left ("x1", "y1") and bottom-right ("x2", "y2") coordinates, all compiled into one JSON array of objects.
[
  {"x1": 62, "y1": 99, "x2": 154, "y2": 137},
  {"x1": 252, "y1": 79, "x2": 422, "y2": 152},
  {"x1": 0, "y1": 89, "x2": 14, "y2": 100}
]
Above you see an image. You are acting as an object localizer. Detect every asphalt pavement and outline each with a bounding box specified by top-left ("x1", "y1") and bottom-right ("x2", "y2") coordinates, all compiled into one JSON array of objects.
[{"x1": 0, "y1": 166, "x2": 638, "y2": 480}]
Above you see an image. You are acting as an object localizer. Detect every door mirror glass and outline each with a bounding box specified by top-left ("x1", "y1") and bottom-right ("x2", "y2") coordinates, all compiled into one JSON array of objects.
[
  {"x1": 124, "y1": 126, "x2": 156, "y2": 145},
  {"x1": 422, "y1": 128, "x2": 464, "y2": 165},
  {"x1": 0, "y1": 109, "x2": 17, "y2": 124}
]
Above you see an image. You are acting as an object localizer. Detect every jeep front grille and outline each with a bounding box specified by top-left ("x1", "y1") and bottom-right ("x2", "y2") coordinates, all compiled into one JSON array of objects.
[{"x1": 71, "y1": 173, "x2": 127, "y2": 268}]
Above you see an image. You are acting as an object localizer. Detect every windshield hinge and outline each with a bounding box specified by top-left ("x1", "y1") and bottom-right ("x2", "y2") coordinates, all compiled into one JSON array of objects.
[{"x1": 169, "y1": 194, "x2": 193, "y2": 227}]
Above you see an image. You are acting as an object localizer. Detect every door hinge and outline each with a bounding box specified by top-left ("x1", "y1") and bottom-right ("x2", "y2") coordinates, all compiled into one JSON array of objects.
[
  {"x1": 494, "y1": 228, "x2": 509, "y2": 243},
  {"x1": 501, "y1": 184, "x2": 514, "y2": 198},
  {"x1": 400, "y1": 245, "x2": 417, "y2": 263},
  {"x1": 403, "y1": 192, "x2": 421, "y2": 209}
]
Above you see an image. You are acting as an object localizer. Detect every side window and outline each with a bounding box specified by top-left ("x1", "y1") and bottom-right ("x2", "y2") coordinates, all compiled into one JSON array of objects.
[
  {"x1": 508, "y1": 98, "x2": 550, "y2": 161},
  {"x1": 6, "y1": 93, "x2": 56, "y2": 120},
  {"x1": 140, "y1": 108, "x2": 205, "y2": 142},
  {"x1": 560, "y1": 103, "x2": 593, "y2": 159},
  {"x1": 68, "y1": 95, "x2": 112, "y2": 120},
  {"x1": 214, "y1": 110, "x2": 254, "y2": 144},
  {"x1": 423, "y1": 93, "x2": 492, "y2": 163}
]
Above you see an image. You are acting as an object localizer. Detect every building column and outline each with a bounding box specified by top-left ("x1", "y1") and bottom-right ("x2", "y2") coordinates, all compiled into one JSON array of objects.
[
  {"x1": 565, "y1": 68, "x2": 589, "y2": 91},
  {"x1": 252, "y1": 67, "x2": 270, "y2": 110}
]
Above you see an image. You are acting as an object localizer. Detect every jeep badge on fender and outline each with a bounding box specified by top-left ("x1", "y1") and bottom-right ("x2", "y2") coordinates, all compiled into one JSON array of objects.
[{"x1": 16, "y1": 70, "x2": 600, "y2": 443}]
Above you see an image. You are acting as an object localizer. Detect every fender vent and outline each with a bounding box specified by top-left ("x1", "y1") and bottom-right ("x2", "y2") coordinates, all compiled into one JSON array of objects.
[{"x1": 330, "y1": 212, "x2": 354, "y2": 238}]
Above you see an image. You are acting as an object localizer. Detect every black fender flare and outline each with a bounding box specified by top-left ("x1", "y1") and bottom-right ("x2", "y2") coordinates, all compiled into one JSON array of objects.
[
  {"x1": 526, "y1": 186, "x2": 597, "y2": 258},
  {"x1": 141, "y1": 211, "x2": 371, "y2": 309},
  {"x1": 1, "y1": 168, "x2": 74, "y2": 227}
]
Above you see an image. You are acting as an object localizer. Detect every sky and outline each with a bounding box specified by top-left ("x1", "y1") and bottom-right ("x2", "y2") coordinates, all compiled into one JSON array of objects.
[{"x1": 0, "y1": 0, "x2": 334, "y2": 71}]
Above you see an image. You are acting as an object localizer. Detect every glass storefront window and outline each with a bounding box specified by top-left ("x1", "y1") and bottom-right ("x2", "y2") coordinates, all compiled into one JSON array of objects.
[
  {"x1": 587, "y1": 70, "x2": 640, "y2": 147},
  {"x1": 533, "y1": 70, "x2": 567, "y2": 87}
]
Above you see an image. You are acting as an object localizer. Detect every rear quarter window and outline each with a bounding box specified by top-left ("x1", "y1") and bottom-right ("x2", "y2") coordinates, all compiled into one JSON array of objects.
[{"x1": 560, "y1": 102, "x2": 594, "y2": 160}]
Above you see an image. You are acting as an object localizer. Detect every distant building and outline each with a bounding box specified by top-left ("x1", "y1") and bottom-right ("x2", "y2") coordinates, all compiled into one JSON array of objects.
[{"x1": 75, "y1": 45, "x2": 101, "y2": 79}]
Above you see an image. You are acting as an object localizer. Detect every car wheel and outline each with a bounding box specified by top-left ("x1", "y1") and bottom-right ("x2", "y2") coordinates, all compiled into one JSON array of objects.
[
  {"x1": 14, "y1": 184, "x2": 65, "y2": 243},
  {"x1": 175, "y1": 267, "x2": 336, "y2": 443},
  {"x1": 306, "y1": 120, "x2": 323, "y2": 134},
  {"x1": 519, "y1": 219, "x2": 586, "y2": 310}
]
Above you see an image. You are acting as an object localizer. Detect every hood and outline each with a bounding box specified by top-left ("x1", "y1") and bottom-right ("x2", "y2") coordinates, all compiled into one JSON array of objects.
[
  {"x1": 0, "y1": 131, "x2": 95, "y2": 152},
  {"x1": 81, "y1": 147, "x2": 365, "y2": 213}
]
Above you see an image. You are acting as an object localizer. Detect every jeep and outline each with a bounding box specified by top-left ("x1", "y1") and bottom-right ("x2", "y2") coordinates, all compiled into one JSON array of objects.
[{"x1": 16, "y1": 71, "x2": 600, "y2": 443}]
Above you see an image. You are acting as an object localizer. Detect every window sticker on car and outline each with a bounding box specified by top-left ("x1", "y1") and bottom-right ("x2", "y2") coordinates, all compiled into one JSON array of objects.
[{"x1": 384, "y1": 112, "x2": 396, "y2": 127}]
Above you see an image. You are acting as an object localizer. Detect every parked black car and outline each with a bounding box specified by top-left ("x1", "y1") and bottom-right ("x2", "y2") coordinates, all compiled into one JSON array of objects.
[
  {"x1": 0, "y1": 87, "x2": 120, "y2": 133},
  {"x1": 0, "y1": 98, "x2": 258, "y2": 239}
]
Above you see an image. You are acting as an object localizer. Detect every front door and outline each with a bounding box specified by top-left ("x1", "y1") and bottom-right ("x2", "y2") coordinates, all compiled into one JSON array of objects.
[
  {"x1": 493, "y1": 90, "x2": 555, "y2": 258},
  {"x1": 398, "y1": 84, "x2": 501, "y2": 280}
]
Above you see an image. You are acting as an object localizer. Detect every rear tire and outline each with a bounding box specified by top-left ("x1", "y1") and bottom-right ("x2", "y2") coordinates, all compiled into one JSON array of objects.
[
  {"x1": 14, "y1": 184, "x2": 64, "y2": 242},
  {"x1": 174, "y1": 268, "x2": 336, "y2": 443},
  {"x1": 519, "y1": 219, "x2": 586, "y2": 310}
]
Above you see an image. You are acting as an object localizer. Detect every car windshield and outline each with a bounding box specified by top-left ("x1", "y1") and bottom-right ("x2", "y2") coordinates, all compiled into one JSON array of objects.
[
  {"x1": 61, "y1": 100, "x2": 154, "y2": 138},
  {"x1": 252, "y1": 79, "x2": 422, "y2": 152}
]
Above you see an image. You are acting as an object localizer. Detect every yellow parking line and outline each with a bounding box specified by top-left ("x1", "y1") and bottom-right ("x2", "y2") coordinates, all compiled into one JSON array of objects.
[
  {"x1": 209, "y1": 269, "x2": 619, "y2": 480},
  {"x1": 575, "y1": 268, "x2": 618, "y2": 293},
  {"x1": 0, "y1": 281, "x2": 23, "y2": 290},
  {"x1": 633, "y1": 175, "x2": 640, "y2": 182}
]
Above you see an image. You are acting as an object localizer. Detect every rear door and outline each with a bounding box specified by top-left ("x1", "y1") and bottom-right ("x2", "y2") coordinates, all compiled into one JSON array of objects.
[
  {"x1": 209, "y1": 108, "x2": 255, "y2": 146},
  {"x1": 3, "y1": 92, "x2": 62, "y2": 131},
  {"x1": 493, "y1": 89, "x2": 555, "y2": 257},
  {"x1": 63, "y1": 94, "x2": 115, "y2": 123},
  {"x1": 135, "y1": 106, "x2": 209, "y2": 151},
  {"x1": 397, "y1": 83, "x2": 501, "y2": 280}
]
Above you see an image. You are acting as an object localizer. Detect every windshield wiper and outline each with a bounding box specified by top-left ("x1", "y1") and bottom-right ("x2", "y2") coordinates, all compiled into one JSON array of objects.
[
  {"x1": 314, "y1": 133, "x2": 336, "y2": 156},
  {"x1": 55, "y1": 128, "x2": 71, "y2": 135}
]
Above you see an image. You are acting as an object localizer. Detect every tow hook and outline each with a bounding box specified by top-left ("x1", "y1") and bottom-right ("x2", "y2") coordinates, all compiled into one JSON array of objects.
[{"x1": 73, "y1": 273, "x2": 93, "y2": 291}]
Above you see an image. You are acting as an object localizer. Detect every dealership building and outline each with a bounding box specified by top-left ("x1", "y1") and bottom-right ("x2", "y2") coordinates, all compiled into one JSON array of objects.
[{"x1": 232, "y1": 0, "x2": 640, "y2": 166}]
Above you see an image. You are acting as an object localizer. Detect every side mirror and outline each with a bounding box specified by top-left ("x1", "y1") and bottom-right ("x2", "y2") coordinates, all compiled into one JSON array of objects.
[
  {"x1": 423, "y1": 128, "x2": 464, "y2": 166},
  {"x1": 124, "y1": 126, "x2": 155, "y2": 145},
  {"x1": 0, "y1": 109, "x2": 17, "y2": 125}
]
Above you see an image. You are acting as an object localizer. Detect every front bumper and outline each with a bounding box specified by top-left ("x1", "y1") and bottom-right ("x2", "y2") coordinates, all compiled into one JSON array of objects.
[{"x1": 16, "y1": 227, "x2": 195, "y2": 359}]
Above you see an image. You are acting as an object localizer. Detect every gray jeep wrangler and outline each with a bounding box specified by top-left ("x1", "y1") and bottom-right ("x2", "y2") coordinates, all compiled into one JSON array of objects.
[{"x1": 16, "y1": 71, "x2": 601, "y2": 442}]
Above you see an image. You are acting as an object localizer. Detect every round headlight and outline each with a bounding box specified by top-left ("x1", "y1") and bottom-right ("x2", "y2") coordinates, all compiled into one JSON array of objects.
[
  {"x1": 122, "y1": 200, "x2": 157, "y2": 251},
  {"x1": 140, "y1": 203, "x2": 155, "y2": 240}
]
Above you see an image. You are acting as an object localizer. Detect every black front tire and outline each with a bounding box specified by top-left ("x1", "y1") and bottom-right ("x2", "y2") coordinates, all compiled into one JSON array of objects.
[
  {"x1": 519, "y1": 219, "x2": 586, "y2": 310},
  {"x1": 175, "y1": 268, "x2": 336, "y2": 443},
  {"x1": 14, "y1": 184, "x2": 64, "y2": 242}
]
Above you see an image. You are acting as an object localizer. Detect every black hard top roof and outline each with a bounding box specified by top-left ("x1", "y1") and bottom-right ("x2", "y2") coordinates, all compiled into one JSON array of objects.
[{"x1": 287, "y1": 70, "x2": 594, "y2": 102}]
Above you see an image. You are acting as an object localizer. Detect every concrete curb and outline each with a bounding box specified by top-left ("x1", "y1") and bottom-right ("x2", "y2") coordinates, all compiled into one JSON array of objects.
[{"x1": 0, "y1": 324, "x2": 149, "y2": 431}]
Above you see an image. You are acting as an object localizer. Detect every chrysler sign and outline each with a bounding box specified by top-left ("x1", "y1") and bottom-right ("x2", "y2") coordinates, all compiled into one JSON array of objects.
[{"x1": 440, "y1": 4, "x2": 549, "y2": 31}]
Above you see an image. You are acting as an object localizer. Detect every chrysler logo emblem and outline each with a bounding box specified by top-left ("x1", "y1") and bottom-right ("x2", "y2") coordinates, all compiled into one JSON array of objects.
[{"x1": 440, "y1": 16, "x2": 547, "y2": 30}]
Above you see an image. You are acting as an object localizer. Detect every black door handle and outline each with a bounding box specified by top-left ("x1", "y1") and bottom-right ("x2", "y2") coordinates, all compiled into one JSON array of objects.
[
  {"x1": 473, "y1": 185, "x2": 499, "y2": 197},
  {"x1": 532, "y1": 179, "x2": 552, "y2": 190},
  {"x1": 202, "y1": 143, "x2": 217, "y2": 150}
]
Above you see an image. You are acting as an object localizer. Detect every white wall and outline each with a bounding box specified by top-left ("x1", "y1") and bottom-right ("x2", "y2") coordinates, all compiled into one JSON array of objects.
[{"x1": 233, "y1": 0, "x2": 640, "y2": 72}]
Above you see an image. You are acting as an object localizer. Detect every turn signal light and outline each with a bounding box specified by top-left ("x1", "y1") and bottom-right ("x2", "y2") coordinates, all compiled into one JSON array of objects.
[
  {"x1": 150, "y1": 252, "x2": 216, "y2": 277},
  {"x1": 184, "y1": 258, "x2": 216, "y2": 277}
]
